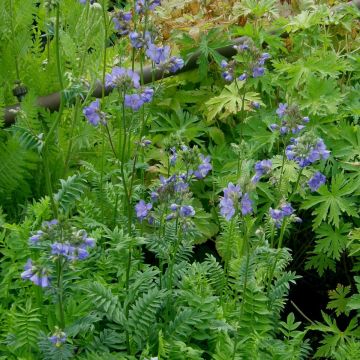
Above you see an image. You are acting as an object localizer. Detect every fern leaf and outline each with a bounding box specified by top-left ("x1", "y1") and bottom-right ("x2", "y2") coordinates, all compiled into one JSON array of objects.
[
  {"x1": 85, "y1": 282, "x2": 124, "y2": 324},
  {"x1": 127, "y1": 288, "x2": 167, "y2": 348},
  {"x1": 54, "y1": 174, "x2": 87, "y2": 213}
]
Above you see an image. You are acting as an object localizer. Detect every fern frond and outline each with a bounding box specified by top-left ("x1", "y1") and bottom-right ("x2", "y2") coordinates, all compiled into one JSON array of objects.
[
  {"x1": 204, "y1": 254, "x2": 226, "y2": 295},
  {"x1": 6, "y1": 300, "x2": 41, "y2": 354},
  {"x1": 84, "y1": 282, "x2": 124, "y2": 324},
  {"x1": 54, "y1": 174, "x2": 87, "y2": 213},
  {"x1": 166, "y1": 307, "x2": 202, "y2": 341},
  {"x1": 127, "y1": 288, "x2": 167, "y2": 348}
]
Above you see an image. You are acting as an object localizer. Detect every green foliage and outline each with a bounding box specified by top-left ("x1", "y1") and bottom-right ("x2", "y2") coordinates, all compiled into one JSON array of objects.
[
  {"x1": 127, "y1": 288, "x2": 167, "y2": 349},
  {"x1": 54, "y1": 174, "x2": 88, "y2": 214},
  {"x1": 205, "y1": 81, "x2": 262, "y2": 124},
  {"x1": 308, "y1": 312, "x2": 360, "y2": 359},
  {"x1": 84, "y1": 282, "x2": 124, "y2": 324},
  {"x1": 180, "y1": 28, "x2": 230, "y2": 80},
  {"x1": 0, "y1": 0, "x2": 360, "y2": 359},
  {"x1": 5, "y1": 300, "x2": 41, "y2": 357},
  {"x1": 302, "y1": 173, "x2": 359, "y2": 228}
]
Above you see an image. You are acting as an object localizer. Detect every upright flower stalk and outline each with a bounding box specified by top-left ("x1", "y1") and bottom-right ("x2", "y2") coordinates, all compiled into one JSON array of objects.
[{"x1": 21, "y1": 221, "x2": 95, "y2": 332}]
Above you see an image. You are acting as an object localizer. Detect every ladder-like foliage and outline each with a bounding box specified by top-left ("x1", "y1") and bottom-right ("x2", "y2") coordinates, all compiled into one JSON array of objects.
[
  {"x1": 0, "y1": 135, "x2": 37, "y2": 198},
  {"x1": 85, "y1": 282, "x2": 124, "y2": 325},
  {"x1": 6, "y1": 300, "x2": 41, "y2": 355},
  {"x1": 54, "y1": 174, "x2": 88, "y2": 213},
  {"x1": 127, "y1": 288, "x2": 167, "y2": 348}
]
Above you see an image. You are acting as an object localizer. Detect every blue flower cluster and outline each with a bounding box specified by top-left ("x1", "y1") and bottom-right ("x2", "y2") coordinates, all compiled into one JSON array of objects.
[
  {"x1": 219, "y1": 183, "x2": 253, "y2": 221},
  {"x1": 308, "y1": 171, "x2": 326, "y2": 191},
  {"x1": 252, "y1": 159, "x2": 272, "y2": 183},
  {"x1": 286, "y1": 133, "x2": 330, "y2": 167},
  {"x1": 113, "y1": 11, "x2": 132, "y2": 35},
  {"x1": 135, "y1": 0, "x2": 161, "y2": 14},
  {"x1": 21, "y1": 221, "x2": 96, "y2": 287},
  {"x1": 124, "y1": 87, "x2": 154, "y2": 110},
  {"x1": 166, "y1": 204, "x2": 195, "y2": 221},
  {"x1": 128, "y1": 31, "x2": 184, "y2": 73},
  {"x1": 50, "y1": 230, "x2": 95, "y2": 261},
  {"x1": 194, "y1": 155, "x2": 212, "y2": 179},
  {"x1": 270, "y1": 103, "x2": 310, "y2": 135},
  {"x1": 49, "y1": 328, "x2": 67, "y2": 348},
  {"x1": 21, "y1": 259, "x2": 50, "y2": 287},
  {"x1": 220, "y1": 43, "x2": 270, "y2": 82},
  {"x1": 135, "y1": 146, "x2": 212, "y2": 229},
  {"x1": 269, "y1": 203, "x2": 296, "y2": 228},
  {"x1": 135, "y1": 200, "x2": 153, "y2": 221}
]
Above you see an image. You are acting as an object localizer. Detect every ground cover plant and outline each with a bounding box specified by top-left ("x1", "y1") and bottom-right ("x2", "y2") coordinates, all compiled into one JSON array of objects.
[{"x1": 0, "y1": 0, "x2": 360, "y2": 359}]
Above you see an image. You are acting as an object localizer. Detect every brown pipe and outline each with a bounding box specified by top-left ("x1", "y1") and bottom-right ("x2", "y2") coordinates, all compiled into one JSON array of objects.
[{"x1": 4, "y1": 37, "x2": 247, "y2": 126}]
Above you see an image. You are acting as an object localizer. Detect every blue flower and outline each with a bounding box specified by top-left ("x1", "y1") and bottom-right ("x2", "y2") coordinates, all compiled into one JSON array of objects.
[
  {"x1": 280, "y1": 203, "x2": 294, "y2": 216},
  {"x1": 141, "y1": 87, "x2": 154, "y2": 103},
  {"x1": 308, "y1": 171, "x2": 326, "y2": 191},
  {"x1": 241, "y1": 193, "x2": 253, "y2": 215},
  {"x1": 51, "y1": 243, "x2": 71, "y2": 257},
  {"x1": 125, "y1": 94, "x2": 144, "y2": 111},
  {"x1": 150, "y1": 191, "x2": 159, "y2": 202},
  {"x1": 105, "y1": 67, "x2": 140, "y2": 89},
  {"x1": 258, "y1": 53, "x2": 271, "y2": 65},
  {"x1": 21, "y1": 259, "x2": 34, "y2": 280},
  {"x1": 194, "y1": 155, "x2": 212, "y2": 179},
  {"x1": 43, "y1": 219, "x2": 59, "y2": 227},
  {"x1": 135, "y1": 200, "x2": 152, "y2": 221},
  {"x1": 174, "y1": 181, "x2": 188, "y2": 193},
  {"x1": 49, "y1": 330, "x2": 67, "y2": 347},
  {"x1": 179, "y1": 205, "x2": 195, "y2": 217},
  {"x1": 169, "y1": 147, "x2": 177, "y2": 166},
  {"x1": 170, "y1": 203, "x2": 178, "y2": 211},
  {"x1": 21, "y1": 260, "x2": 50, "y2": 288},
  {"x1": 252, "y1": 66, "x2": 265, "y2": 78},
  {"x1": 219, "y1": 182, "x2": 243, "y2": 221},
  {"x1": 251, "y1": 101, "x2": 260, "y2": 109},
  {"x1": 220, "y1": 60, "x2": 228, "y2": 68},
  {"x1": 29, "y1": 230, "x2": 44, "y2": 244},
  {"x1": 135, "y1": 0, "x2": 161, "y2": 13},
  {"x1": 113, "y1": 11, "x2": 132, "y2": 35},
  {"x1": 223, "y1": 182, "x2": 242, "y2": 201},
  {"x1": 238, "y1": 73, "x2": 247, "y2": 81},
  {"x1": 276, "y1": 103, "x2": 288, "y2": 118},
  {"x1": 220, "y1": 197, "x2": 235, "y2": 221},
  {"x1": 29, "y1": 271, "x2": 50, "y2": 287},
  {"x1": 167, "y1": 56, "x2": 184, "y2": 73},
  {"x1": 146, "y1": 43, "x2": 170, "y2": 64},
  {"x1": 83, "y1": 99, "x2": 105, "y2": 126},
  {"x1": 272, "y1": 104, "x2": 309, "y2": 135},
  {"x1": 129, "y1": 32, "x2": 144, "y2": 48},
  {"x1": 252, "y1": 159, "x2": 272, "y2": 183},
  {"x1": 222, "y1": 71, "x2": 233, "y2": 82},
  {"x1": 269, "y1": 202, "x2": 295, "y2": 227}
]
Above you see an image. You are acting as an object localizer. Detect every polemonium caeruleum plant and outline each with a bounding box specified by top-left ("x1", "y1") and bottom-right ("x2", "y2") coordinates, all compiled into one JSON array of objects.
[{"x1": 21, "y1": 219, "x2": 95, "y2": 346}]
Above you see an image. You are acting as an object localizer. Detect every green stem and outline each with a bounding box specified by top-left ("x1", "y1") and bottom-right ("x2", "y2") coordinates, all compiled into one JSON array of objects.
[
  {"x1": 56, "y1": 258, "x2": 65, "y2": 329},
  {"x1": 99, "y1": 0, "x2": 109, "y2": 223},
  {"x1": 63, "y1": 99, "x2": 80, "y2": 176},
  {"x1": 43, "y1": 148, "x2": 58, "y2": 218},
  {"x1": 278, "y1": 142, "x2": 287, "y2": 197},
  {"x1": 288, "y1": 168, "x2": 303, "y2": 203},
  {"x1": 9, "y1": 0, "x2": 20, "y2": 80},
  {"x1": 55, "y1": 3, "x2": 64, "y2": 91}
]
